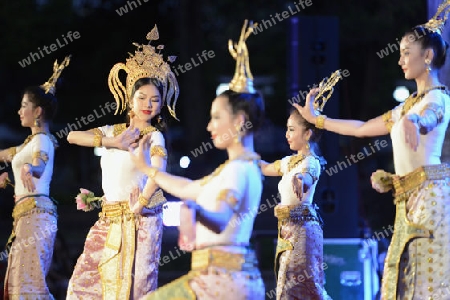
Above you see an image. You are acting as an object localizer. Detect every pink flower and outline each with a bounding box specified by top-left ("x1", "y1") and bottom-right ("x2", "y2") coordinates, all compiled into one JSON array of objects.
[
  {"x1": 75, "y1": 195, "x2": 87, "y2": 210},
  {"x1": 79, "y1": 188, "x2": 91, "y2": 195}
]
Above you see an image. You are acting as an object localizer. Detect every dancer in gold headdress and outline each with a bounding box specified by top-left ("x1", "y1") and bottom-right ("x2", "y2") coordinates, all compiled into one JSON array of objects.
[
  {"x1": 0, "y1": 56, "x2": 70, "y2": 299},
  {"x1": 66, "y1": 26, "x2": 178, "y2": 299},
  {"x1": 295, "y1": 1, "x2": 450, "y2": 299},
  {"x1": 131, "y1": 20, "x2": 265, "y2": 300},
  {"x1": 259, "y1": 72, "x2": 342, "y2": 300}
]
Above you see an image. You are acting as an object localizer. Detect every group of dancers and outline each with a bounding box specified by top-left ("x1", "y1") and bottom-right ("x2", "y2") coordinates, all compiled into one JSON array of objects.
[{"x1": 1, "y1": 1, "x2": 450, "y2": 299}]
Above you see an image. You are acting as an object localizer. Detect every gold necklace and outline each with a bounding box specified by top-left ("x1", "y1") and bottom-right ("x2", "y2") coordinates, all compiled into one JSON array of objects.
[
  {"x1": 22, "y1": 132, "x2": 58, "y2": 149},
  {"x1": 113, "y1": 123, "x2": 157, "y2": 138},
  {"x1": 199, "y1": 152, "x2": 260, "y2": 186},
  {"x1": 287, "y1": 154, "x2": 307, "y2": 172},
  {"x1": 401, "y1": 85, "x2": 447, "y2": 117}
]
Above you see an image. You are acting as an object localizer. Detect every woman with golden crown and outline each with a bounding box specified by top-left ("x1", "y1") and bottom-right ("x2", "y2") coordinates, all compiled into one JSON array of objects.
[
  {"x1": 295, "y1": 1, "x2": 450, "y2": 299},
  {"x1": 131, "y1": 20, "x2": 266, "y2": 300},
  {"x1": 0, "y1": 56, "x2": 70, "y2": 299},
  {"x1": 65, "y1": 25, "x2": 179, "y2": 299}
]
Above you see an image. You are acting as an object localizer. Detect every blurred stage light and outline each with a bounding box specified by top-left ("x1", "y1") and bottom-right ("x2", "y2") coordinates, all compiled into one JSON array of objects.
[
  {"x1": 163, "y1": 201, "x2": 182, "y2": 226},
  {"x1": 393, "y1": 86, "x2": 409, "y2": 102},
  {"x1": 216, "y1": 83, "x2": 229, "y2": 96},
  {"x1": 179, "y1": 156, "x2": 190, "y2": 169}
]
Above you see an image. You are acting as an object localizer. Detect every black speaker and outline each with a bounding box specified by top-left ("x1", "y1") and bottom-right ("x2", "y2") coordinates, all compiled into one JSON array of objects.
[{"x1": 287, "y1": 16, "x2": 359, "y2": 238}]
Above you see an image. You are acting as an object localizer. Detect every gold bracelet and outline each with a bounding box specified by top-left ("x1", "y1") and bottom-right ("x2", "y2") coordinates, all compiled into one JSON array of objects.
[
  {"x1": 138, "y1": 194, "x2": 150, "y2": 206},
  {"x1": 148, "y1": 167, "x2": 159, "y2": 179},
  {"x1": 315, "y1": 115, "x2": 327, "y2": 129},
  {"x1": 93, "y1": 134, "x2": 102, "y2": 147}
]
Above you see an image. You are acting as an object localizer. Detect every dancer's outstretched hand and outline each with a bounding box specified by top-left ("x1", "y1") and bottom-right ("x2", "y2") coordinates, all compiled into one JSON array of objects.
[
  {"x1": 292, "y1": 87, "x2": 320, "y2": 124},
  {"x1": 129, "y1": 134, "x2": 152, "y2": 172}
]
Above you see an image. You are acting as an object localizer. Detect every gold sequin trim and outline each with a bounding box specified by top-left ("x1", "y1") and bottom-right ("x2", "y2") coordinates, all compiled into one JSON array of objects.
[
  {"x1": 420, "y1": 102, "x2": 445, "y2": 124},
  {"x1": 216, "y1": 189, "x2": 239, "y2": 211},
  {"x1": 287, "y1": 154, "x2": 307, "y2": 172},
  {"x1": 382, "y1": 110, "x2": 394, "y2": 132},
  {"x1": 150, "y1": 145, "x2": 167, "y2": 159},
  {"x1": 273, "y1": 160, "x2": 282, "y2": 175},
  {"x1": 8, "y1": 146, "x2": 17, "y2": 159},
  {"x1": 147, "y1": 189, "x2": 167, "y2": 209},
  {"x1": 89, "y1": 128, "x2": 103, "y2": 136},
  {"x1": 113, "y1": 123, "x2": 157, "y2": 137},
  {"x1": 191, "y1": 248, "x2": 257, "y2": 271},
  {"x1": 32, "y1": 151, "x2": 49, "y2": 163},
  {"x1": 393, "y1": 163, "x2": 450, "y2": 203}
]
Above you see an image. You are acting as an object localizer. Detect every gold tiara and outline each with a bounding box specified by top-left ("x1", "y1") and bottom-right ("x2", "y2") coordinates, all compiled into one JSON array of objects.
[
  {"x1": 108, "y1": 25, "x2": 180, "y2": 119},
  {"x1": 421, "y1": 0, "x2": 450, "y2": 34},
  {"x1": 40, "y1": 55, "x2": 71, "y2": 95},
  {"x1": 313, "y1": 70, "x2": 343, "y2": 113},
  {"x1": 228, "y1": 20, "x2": 258, "y2": 93}
]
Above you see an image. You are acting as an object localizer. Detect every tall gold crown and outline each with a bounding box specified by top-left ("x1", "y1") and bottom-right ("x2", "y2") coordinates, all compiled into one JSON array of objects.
[
  {"x1": 40, "y1": 55, "x2": 71, "y2": 95},
  {"x1": 421, "y1": 0, "x2": 450, "y2": 34},
  {"x1": 108, "y1": 25, "x2": 180, "y2": 119},
  {"x1": 228, "y1": 20, "x2": 258, "y2": 93}
]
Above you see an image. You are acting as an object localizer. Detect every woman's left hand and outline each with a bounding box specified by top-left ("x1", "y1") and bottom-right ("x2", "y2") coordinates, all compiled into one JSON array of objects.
[
  {"x1": 21, "y1": 163, "x2": 35, "y2": 192},
  {"x1": 129, "y1": 134, "x2": 152, "y2": 172},
  {"x1": 129, "y1": 185, "x2": 144, "y2": 214},
  {"x1": 403, "y1": 116, "x2": 420, "y2": 151},
  {"x1": 292, "y1": 174, "x2": 306, "y2": 199}
]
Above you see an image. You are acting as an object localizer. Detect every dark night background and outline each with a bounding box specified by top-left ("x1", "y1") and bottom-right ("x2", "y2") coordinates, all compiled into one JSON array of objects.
[{"x1": 1, "y1": 0, "x2": 448, "y2": 298}]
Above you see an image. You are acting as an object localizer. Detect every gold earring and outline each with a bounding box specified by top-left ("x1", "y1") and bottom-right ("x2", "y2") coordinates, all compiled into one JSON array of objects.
[
  {"x1": 306, "y1": 141, "x2": 310, "y2": 151},
  {"x1": 34, "y1": 116, "x2": 41, "y2": 127},
  {"x1": 128, "y1": 110, "x2": 135, "y2": 119},
  {"x1": 157, "y1": 115, "x2": 162, "y2": 124},
  {"x1": 234, "y1": 124, "x2": 242, "y2": 144},
  {"x1": 425, "y1": 59, "x2": 432, "y2": 74}
]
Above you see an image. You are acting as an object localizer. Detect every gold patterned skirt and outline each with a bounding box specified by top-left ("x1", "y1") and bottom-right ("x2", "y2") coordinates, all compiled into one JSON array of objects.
[
  {"x1": 274, "y1": 204, "x2": 331, "y2": 300},
  {"x1": 66, "y1": 201, "x2": 163, "y2": 300},
  {"x1": 381, "y1": 164, "x2": 450, "y2": 300},
  {"x1": 142, "y1": 246, "x2": 265, "y2": 300},
  {"x1": 3, "y1": 196, "x2": 57, "y2": 300}
]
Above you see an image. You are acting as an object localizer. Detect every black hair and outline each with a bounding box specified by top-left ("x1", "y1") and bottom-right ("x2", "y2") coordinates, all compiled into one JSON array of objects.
[
  {"x1": 218, "y1": 90, "x2": 265, "y2": 133},
  {"x1": 289, "y1": 108, "x2": 327, "y2": 169},
  {"x1": 404, "y1": 26, "x2": 449, "y2": 69},
  {"x1": 23, "y1": 86, "x2": 58, "y2": 121},
  {"x1": 129, "y1": 77, "x2": 167, "y2": 133}
]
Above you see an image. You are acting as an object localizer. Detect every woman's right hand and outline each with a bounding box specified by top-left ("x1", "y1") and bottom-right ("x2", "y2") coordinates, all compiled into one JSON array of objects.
[
  {"x1": 292, "y1": 87, "x2": 320, "y2": 124},
  {"x1": 114, "y1": 118, "x2": 140, "y2": 151}
]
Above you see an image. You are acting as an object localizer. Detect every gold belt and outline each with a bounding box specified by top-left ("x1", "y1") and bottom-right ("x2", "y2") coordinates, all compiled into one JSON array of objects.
[
  {"x1": 274, "y1": 204, "x2": 322, "y2": 225},
  {"x1": 12, "y1": 196, "x2": 56, "y2": 220},
  {"x1": 393, "y1": 163, "x2": 450, "y2": 203},
  {"x1": 191, "y1": 248, "x2": 256, "y2": 271}
]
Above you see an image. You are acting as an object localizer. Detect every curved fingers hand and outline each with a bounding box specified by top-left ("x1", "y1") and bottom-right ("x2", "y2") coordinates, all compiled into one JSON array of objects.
[{"x1": 403, "y1": 119, "x2": 419, "y2": 151}]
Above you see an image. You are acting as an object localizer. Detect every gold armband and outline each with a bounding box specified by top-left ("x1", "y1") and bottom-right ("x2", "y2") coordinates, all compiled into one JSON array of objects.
[
  {"x1": 382, "y1": 110, "x2": 394, "y2": 132},
  {"x1": 315, "y1": 115, "x2": 327, "y2": 129},
  {"x1": 273, "y1": 160, "x2": 283, "y2": 176},
  {"x1": 8, "y1": 147, "x2": 17, "y2": 159},
  {"x1": 150, "y1": 145, "x2": 167, "y2": 159},
  {"x1": 32, "y1": 151, "x2": 49, "y2": 163},
  {"x1": 216, "y1": 189, "x2": 240, "y2": 211},
  {"x1": 138, "y1": 194, "x2": 150, "y2": 206},
  {"x1": 93, "y1": 134, "x2": 102, "y2": 147}
]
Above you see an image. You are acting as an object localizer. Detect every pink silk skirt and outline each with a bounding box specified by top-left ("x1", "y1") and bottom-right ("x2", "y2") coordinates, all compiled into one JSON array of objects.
[
  {"x1": 66, "y1": 202, "x2": 163, "y2": 299},
  {"x1": 4, "y1": 196, "x2": 57, "y2": 300}
]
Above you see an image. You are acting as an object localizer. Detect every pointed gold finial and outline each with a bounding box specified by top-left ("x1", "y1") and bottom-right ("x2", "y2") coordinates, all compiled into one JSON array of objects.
[
  {"x1": 40, "y1": 55, "x2": 71, "y2": 95},
  {"x1": 228, "y1": 20, "x2": 258, "y2": 93},
  {"x1": 421, "y1": 0, "x2": 450, "y2": 34}
]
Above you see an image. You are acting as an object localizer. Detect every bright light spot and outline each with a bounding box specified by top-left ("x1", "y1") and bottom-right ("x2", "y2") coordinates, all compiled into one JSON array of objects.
[
  {"x1": 393, "y1": 86, "x2": 410, "y2": 102},
  {"x1": 179, "y1": 156, "x2": 190, "y2": 169},
  {"x1": 163, "y1": 201, "x2": 182, "y2": 226},
  {"x1": 216, "y1": 83, "x2": 229, "y2": 96},
  {"x1": 94, "y1": 147, "x2": 106, "y2": 156}
]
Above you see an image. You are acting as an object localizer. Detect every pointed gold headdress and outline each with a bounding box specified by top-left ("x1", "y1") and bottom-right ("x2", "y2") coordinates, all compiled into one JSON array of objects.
[
  {"x1": 108, "y1": 25, "x2": 180, "y2": 119},
  {"x1": 40, "y1": 55, "x2": 71, "y2": 95},
  {"x1": 420, "y1": 0, "x2": 450, "y2": 34},
  {"x1": 228, "y1": 20, "x2": 258, "y2": 93}
]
